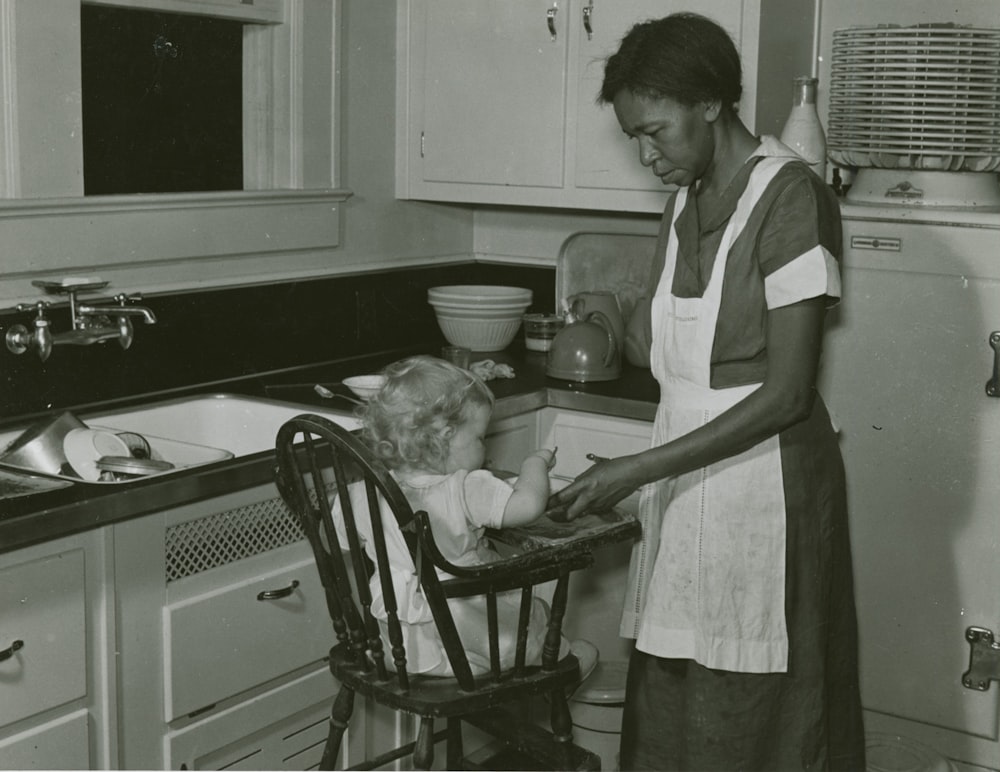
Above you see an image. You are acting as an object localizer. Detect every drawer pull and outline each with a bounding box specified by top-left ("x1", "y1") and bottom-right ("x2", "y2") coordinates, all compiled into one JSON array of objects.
[
  {"x1": 256, "y1": 580, "x2": 299, "y2": 601},
  {"x1": 0, "y1": 639, "x2": 24, "y2": 662},
  {"x1": 586, "y1": 453, "x2": 610, "y2": 463}
]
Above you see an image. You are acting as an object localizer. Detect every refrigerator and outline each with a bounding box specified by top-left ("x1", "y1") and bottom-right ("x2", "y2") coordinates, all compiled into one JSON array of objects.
[{"x1": 819, "y1": 203, "x2": 1000, "y2": 770}]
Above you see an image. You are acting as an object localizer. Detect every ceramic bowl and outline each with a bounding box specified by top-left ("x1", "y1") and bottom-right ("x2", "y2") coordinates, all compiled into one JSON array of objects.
[
  {"x1": 427, "y1": 285, "x2": 532, "y2": 306},
  {"x1": 343, "y1": 375, "x2": 386, "y2": 401}
]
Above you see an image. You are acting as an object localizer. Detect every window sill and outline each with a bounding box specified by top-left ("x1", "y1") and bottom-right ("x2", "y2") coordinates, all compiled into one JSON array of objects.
[{"x1": 0, "y1": 189, "x2": 353, "y2": 304}]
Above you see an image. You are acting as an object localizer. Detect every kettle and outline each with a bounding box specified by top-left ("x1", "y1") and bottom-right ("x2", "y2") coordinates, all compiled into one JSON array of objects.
[
  {"x1": 565, "y1": 291, "x2": 625, "y2": 353},
  {"x1": 546, "y1": 307, "x2": 622, "y2": 382}
]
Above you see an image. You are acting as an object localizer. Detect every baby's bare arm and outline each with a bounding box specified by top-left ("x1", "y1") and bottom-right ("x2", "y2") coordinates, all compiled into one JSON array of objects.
[{"x1": 501, "y1": 448, "x2": 556, "y2": 527}]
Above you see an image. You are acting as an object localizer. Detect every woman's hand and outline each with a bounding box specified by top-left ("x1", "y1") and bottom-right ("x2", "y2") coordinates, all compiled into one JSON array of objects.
[{"x1": 547, "y1": 455, "x2": 644, "y2": 520}]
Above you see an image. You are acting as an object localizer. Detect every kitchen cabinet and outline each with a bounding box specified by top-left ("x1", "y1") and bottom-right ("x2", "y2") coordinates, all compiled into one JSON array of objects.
[
  {"x1": 0, "y1": 529, "x2": 116, "y2": 770},
  {"x1": 488, "y1": 406, "x2": 652, "y2": 663},
  {"x1": 396, "y1": 0, "x2": 816, "y2": 212},
  {"x1": 486, "y1": 410, "x2": 541, "y2": 473},
  {"x1": 113, "y1": 481, "x2": 354, "y2": 770},
  {"x1": 539, "y1": 408, "x2": 651, "y2": 662}
]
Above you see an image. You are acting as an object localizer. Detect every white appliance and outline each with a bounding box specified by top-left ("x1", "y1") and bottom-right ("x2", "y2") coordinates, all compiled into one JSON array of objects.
[{"x1": 819, "y1": 204, "x2": 1000, "y2": 771}]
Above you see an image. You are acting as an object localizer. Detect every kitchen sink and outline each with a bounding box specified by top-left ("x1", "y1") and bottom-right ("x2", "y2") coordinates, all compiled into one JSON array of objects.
[
  {"x1": 81, "y1": 393, "x2": 359, "y2": 457},
  {"x1": 0, "y1": 394, "x2": 359, "y2": 484}
]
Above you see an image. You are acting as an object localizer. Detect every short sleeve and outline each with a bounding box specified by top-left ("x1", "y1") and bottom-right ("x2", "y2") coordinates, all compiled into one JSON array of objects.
[
  {"x1": 461, "y1": 470, "x2": 513, "y2": 529},
  {"x1": 758, "y1": 172, "x2": 843, "y2": 309}
]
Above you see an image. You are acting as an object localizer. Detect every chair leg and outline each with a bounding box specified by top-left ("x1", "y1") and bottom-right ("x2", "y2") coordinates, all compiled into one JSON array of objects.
[
  {"x1": 549, "y1": 686, "x2": 573, "y2": 743},
  {"x1": 320, "y1": 685, "x2": 355, "y2": 771},
  {"x1": 414, "y1": 716, "x2": 435, "y2": 770},
  {"x1": 446, "y1": 717, "x2": 464, "y2": 770}
]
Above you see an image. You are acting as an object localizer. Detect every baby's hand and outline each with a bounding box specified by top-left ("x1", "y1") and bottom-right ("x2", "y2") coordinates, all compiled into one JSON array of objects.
[{"x1": 531, "y1": 446, "x2": 557, "y2": 470}]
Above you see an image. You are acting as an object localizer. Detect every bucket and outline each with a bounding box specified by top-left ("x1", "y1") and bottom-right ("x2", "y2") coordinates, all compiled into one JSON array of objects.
[
  {"x1": 571, "y1": 660, "x2": 628, "y2": 771},
  {"x1": 866, "y1": 732, "x2": 958, "y2": 772}
]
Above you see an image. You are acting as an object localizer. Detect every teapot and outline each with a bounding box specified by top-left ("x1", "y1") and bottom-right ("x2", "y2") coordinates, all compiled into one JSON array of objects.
[
  {"x1": 546, "y1": 308, "x2": 622, "y2": 382},
  {"x1": 565, "y1": 291, "x2": 625, "y2": 353}
]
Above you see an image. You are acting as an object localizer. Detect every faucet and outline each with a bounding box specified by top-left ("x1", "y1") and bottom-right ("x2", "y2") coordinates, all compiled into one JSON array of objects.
[
  {"x1": 77, "y1": 296, "x2": 157, "y2": 326},
  {"x1": 4, "y1": 282, "x2": 157, "y2": 361}
]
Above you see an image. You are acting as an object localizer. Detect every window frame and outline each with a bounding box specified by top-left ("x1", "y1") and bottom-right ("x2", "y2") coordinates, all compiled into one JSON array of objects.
[{"x1": 0, "y1": 0, "x2": 349, "y2": 306}]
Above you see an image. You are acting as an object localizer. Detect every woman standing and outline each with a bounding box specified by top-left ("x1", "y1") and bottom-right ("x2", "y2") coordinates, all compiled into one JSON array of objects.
[{"x1": 548, "y1": 13, "x2": 866, "y2": 771}]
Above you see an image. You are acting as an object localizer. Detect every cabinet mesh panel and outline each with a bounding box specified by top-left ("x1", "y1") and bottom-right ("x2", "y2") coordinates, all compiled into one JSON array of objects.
[{"x1": 165, "y1": 496, "x2": 305, "y2": 583}]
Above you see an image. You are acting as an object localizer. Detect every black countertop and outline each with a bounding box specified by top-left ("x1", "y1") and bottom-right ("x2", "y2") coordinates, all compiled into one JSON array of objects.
[{"x1": 0, "y1": 345, "x2": 659, "y2": 554}]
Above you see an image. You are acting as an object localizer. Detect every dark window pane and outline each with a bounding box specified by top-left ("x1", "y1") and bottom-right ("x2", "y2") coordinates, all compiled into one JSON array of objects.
[{"x1": 81, "y1": 5, "x2": 243, "y2": 195}]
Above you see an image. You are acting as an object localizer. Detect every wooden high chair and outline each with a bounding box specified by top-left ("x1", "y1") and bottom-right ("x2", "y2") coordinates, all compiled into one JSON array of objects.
[{"x1": 274, "y1": 413, "x2": 602, "y2": 771}]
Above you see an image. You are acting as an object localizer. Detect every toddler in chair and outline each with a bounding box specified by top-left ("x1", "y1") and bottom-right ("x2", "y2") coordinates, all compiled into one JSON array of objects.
[{"x1": 341, "y1": 354, "x2": 594, "y2": 679}]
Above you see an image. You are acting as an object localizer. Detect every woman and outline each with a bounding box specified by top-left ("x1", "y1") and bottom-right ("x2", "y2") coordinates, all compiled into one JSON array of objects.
[{"x1": 548, "y1": 13, "x2": 866, "y2": 771}]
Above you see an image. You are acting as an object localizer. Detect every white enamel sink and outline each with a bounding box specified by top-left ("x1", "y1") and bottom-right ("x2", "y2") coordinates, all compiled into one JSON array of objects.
[
  {"x1": 81, "y1": 393, "x2": 360, "y2": 457},
  {"x1": 0, "y1": 394, "x2": 359, "y2": 484}
]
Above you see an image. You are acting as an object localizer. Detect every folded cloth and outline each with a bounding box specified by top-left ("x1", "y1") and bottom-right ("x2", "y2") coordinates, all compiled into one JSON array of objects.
[{"x1": 470, "y1": 359, "x2": 515, "y2": 381}]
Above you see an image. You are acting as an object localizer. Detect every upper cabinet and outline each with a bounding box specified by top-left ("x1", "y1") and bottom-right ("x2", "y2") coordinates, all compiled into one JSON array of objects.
[{"x1": 396, "y1": 0, "x2": 817, "y2": 213}]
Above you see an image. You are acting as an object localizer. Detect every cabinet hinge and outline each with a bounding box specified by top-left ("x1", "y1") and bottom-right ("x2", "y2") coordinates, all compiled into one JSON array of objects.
[{"x1": 963, "y1": 626, "x2": 1000, "y2": 691}]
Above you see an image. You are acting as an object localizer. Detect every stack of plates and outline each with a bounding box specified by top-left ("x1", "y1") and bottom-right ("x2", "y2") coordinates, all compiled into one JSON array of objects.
[{"x1": 828, "y1": 24, "x2": 1000, "y2": 173}]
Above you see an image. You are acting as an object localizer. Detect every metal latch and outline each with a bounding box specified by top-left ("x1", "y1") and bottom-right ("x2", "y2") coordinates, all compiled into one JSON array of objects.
[
  {"x1": 986, "y1": 332, "x2": 1000, "y2": 397},
  {"x1": 962, "y1": 626, "x2": 1000, "y2": 691},
  {"x1": 885, "y1": 180, "x2": 924, "y2": 200}
]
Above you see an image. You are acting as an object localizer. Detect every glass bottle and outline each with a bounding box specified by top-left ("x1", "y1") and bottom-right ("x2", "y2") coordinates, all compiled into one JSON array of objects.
[{"x1": 780, "y1": 76, "x2": 827, "y2": 181}]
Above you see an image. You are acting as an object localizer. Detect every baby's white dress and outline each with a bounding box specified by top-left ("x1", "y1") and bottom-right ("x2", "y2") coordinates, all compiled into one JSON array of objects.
[{"x1": 332, "y1": 468, "x2": 563, "y2": 676}]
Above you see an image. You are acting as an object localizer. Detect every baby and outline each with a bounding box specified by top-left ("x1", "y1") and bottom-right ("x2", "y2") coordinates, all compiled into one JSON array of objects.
[{"x1": 345, "y1": 354, "x2": 585, "y2": 677}]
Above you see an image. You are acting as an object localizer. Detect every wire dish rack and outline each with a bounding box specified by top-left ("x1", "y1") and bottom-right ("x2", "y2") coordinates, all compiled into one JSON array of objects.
[{"x1": 828, "y1": 23, "x2": 1000, "y2": 173}]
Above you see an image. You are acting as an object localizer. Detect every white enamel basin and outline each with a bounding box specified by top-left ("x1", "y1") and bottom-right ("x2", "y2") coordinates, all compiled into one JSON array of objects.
[
  {"x1": 0, "y1": 394, "x2": 359, "y2": 484},
  {"x1": 81, "y1": 394, "x2": 359, "y2": 457}
]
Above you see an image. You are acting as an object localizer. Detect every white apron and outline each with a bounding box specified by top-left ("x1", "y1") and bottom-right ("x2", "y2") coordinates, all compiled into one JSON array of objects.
[{"x1": 620, "y1": 155, "x2": 795, "y2": 673}]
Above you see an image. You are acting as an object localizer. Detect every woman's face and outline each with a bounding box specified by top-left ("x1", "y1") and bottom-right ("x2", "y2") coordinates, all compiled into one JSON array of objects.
[
  {"x1": 612, "y1": 90, "x2": 717, "y2": 188},
  {"x1": 442, "y1": 403, "x2": 491, "y2": 474}
]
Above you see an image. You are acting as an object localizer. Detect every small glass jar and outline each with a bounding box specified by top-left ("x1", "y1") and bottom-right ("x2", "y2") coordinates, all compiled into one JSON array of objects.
[{"x1": 522, "y1": 313, "x2": 564, "y2": 352}]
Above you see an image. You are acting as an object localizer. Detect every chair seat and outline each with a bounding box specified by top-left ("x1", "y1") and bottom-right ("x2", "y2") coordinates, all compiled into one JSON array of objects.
[{"x1": 329, "y1": 644, "x2": 582, "y2": 718}]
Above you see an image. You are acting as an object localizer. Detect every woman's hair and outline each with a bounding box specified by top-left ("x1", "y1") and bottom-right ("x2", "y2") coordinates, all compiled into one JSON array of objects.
[
  {"x1": 360, "y1": 355, "x2": 495, "y2": 472},
  {"x1": 599, "y1": 12, "x2": 742, "y2": 109}
]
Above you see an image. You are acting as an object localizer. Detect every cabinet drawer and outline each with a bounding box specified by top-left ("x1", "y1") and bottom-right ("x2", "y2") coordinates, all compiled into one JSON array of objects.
[
  {"x1": 0, "y1": 708, "x2": 90, "y2": 770},
  {"x1": 164, "y1": 556, "x2": 330, "y2": 720},
  {"x1": 541, "y1": 410, "x2": 652, "y2": 479},
  {"x1": 0, "y1": 550, "x2": 86, "y2": 727},
  {"x1": 165, "y1": 668, "x2": 336, "y2": 771}
]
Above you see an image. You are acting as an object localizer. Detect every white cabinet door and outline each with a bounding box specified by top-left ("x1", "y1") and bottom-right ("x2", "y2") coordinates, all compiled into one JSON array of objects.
[
  {"x1": 115, "y1": 482, "x2": 346, "y2": 769},
  {"x1": 0, "y1": 710, "x2": 90, "y2": 771},
  {"x1": 538, "y1": 408, "x2": 651, "y2": 662},
  {"x1": 820, "y1": 219, "x2": 1000, "y2": 770},
  {"x1": 571, "y1": 0, "x2": 740, "y2": 194},
  {"x1": 397, "y1": 0, "x2": 816, "y2": 211},
  {"x1": 414, "y1": 0, "x2": 568, "y2": 188},
  {"x1": 0, "y1": 550, "x2": 86, "y2": 728},
  {"x1": 539, "y1": 408, "x2": 651, "y2": 482},
  {"x1": 0, "y1": 529, "x2": 114, "y2": 772},
  {"x1": 485, "y1": 410, "x2": 540, "y2": 474}
]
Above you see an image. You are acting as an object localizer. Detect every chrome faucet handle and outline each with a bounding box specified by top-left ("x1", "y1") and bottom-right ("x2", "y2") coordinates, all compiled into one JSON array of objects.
[
  {"x1": 14, "y1": 300, "x2": 51, "y2": 315},
  {"x1": 6, "y1": 301, "x2": 53, "y2": 360}
]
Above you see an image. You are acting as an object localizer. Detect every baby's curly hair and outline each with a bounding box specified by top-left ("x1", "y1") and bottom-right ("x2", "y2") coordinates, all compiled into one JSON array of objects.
[{"x1": 360, "y1": 355, "x2": 495, "y2": 473}]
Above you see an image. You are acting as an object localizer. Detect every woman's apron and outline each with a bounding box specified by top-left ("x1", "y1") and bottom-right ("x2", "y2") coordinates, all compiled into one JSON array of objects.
[{"x1": 620, "y1": 155, "x2": 795, "y2": 674}]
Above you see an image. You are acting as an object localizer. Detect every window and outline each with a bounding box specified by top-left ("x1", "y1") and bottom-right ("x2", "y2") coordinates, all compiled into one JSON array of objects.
[
  {"x1": 81, "y1": 5, "x2": 244, "y2": 194},
  {"x1": 0, "y1": 1, "x2": 347, "y2": 305}
]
